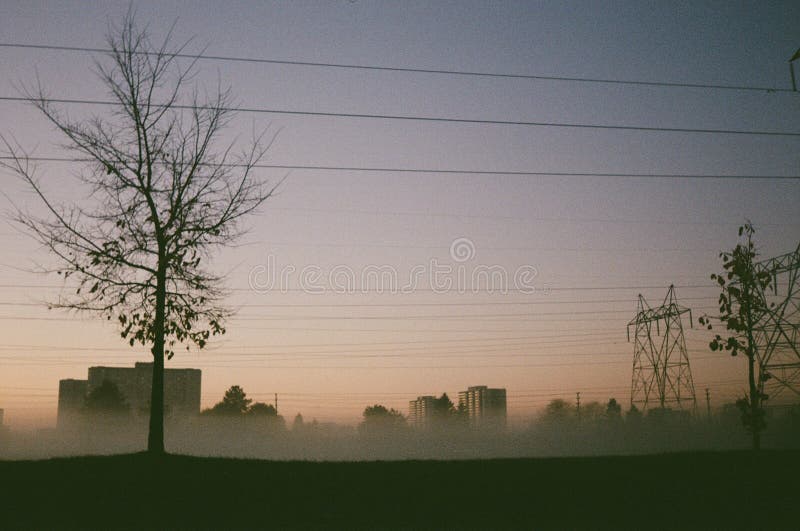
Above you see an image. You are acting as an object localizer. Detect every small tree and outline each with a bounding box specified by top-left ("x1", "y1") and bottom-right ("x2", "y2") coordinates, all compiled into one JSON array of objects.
[
  {"x1": 248, "y1": 402, "x2": 285, "y2": 431},
  {"x1": 248, "y1": 402, "x2": 278, "y2": 417},
  {"x1": 432, "y1": 393, "x2": 456, "y2": 422},
  {"x1": 360, "y1": 404, "x2": 406, "y2": 431},
  {"x1": 580, "y1": 401, "x2": 604, "y2": 423},
  {"x1": 540, "y1": 398, "x2": 574, "y2": 424},
  {"x1": 455, "y1": 401, "x2": 468, "y2": 423},
  {"x1": 85, "y1": 379, "x2": 130, "y2": 415},
  {"x1": 626, "y1": 404, "x2": 643, "y2": 424},
  {"x1": 203, "y1": 385, "x2": 252, "y2": 416},
  {"x1": 0, "y1": 13, "x2": 279, "y2": 454},
  {"x1": 605, "y1": 398, "x2": 622, "y2": 421},
  {"x1": 699, "y1": 223, "x2": 774, "y2": 450}
]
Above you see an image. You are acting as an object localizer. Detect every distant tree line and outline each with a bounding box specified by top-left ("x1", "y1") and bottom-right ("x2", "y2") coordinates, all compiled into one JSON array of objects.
[{"x1": 201, "y1": 385, "x2": 285, "y2": 429}]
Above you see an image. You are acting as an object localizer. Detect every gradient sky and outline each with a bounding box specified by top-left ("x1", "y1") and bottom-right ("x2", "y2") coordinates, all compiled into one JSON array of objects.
[{"x1": 1, "y1": 1, "x2": 798, "y2": 429}]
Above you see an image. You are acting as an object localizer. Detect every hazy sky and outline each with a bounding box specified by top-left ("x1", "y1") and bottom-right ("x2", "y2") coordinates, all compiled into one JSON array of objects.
[{"x1": 1, "y1": 1, "x2": 798, "y2": 429}]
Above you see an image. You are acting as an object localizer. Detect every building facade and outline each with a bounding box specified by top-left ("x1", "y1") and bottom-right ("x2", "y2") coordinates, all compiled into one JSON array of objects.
[
  {"x1": 57, "y1": 379, "x2": 89, "y2": 427},
  {"x1": 57, "y1": 362, "x2": 201, "y2": 426},
  {"x1": 408, "y1": 395, "x2": 437, "y2": 428},
  {"x1": 458, "y1": 385, "x2": 507, "y2": 430}
]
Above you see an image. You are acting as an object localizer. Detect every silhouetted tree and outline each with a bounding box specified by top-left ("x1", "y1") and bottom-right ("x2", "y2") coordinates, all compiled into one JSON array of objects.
[
  {"x1": 451, "y1": 401, "x2": 471, "y2": 427},
  {"x1": 360, "y1": 404, "x2": 406, "y2": 431},
  {"x1": 580, "y1": 401, "x2": 604, "y2": 423},
  {"x1": 699, "y1": 222, "x2": 773, "y2": 450},
  {"x1": 540, "y1": 399, "x2": 574, "y2": 424},
  {"x1": 248, "y1": 402, "x2": 278, "y2": 416},
  {"x1": 292, "y1": 413, "x2": 305, "y2": 431},
  {"x1": 432, "y1": 393, "x2": 456, "y2": 421},
  {"x1": 85, "y1": 379, "x2": 130, "y2": 415},
  {"x1": 646, "y1": 407, "x2": 675, "y2": 425},
  {"x1": 0, "y1": 12, "x2": 279, "y2": 454},
  {"x1": 626, "y1": 405, "x2": 643, "y2": 424},
  {"x1": 203, "y1": 385, "x2": 252, "y2": 416},
  {"x1": 605, "y1": 398, "x2": 622, "y2": 421},
  {"x1": 248, "y1": 402, "x2": 285, "y2": 430},
  {"x1": 718, "y1": 402, "x2": 745, "y2": 430}
]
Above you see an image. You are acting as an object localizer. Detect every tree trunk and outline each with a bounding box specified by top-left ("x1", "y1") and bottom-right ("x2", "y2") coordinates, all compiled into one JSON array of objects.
[
  {"x1": 748, "y1": 352, "x2": 761, "y2": 451},
  {"x1": 743, "y1": 276, "x2": 761, "y2": 451},
  {"x1": 147, "y1": 265, "x2": 167, "y2": 455}
]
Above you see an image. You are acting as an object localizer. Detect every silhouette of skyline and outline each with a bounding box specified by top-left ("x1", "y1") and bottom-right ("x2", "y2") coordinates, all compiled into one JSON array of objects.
[{"x1": 0, "y1": 1, "x2": 799, "y2": 431}]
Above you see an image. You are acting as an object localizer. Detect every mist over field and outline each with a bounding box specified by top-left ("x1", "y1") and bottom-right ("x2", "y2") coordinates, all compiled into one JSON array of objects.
[{"x1": 3, "y1": 406, "x2": 798, "y2": 461}]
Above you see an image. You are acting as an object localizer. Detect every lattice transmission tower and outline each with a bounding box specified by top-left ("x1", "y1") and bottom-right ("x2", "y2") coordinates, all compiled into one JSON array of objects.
[
  {"x1": 752, "y1": 243, "x2": 800, "y2": 404},
  {"x1": 627, "y1": 285, "x2": 697, "y2": 413}
]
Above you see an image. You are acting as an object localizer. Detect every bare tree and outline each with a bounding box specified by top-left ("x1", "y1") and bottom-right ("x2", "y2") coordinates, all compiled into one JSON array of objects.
[{"x1": 0, "y1": 13, "x2": 279, "y2": 454}]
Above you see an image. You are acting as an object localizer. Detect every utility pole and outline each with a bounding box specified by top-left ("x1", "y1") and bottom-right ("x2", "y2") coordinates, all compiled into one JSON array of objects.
[
  {"x1": 576, "y1": 392, "x2": 581, "y2": 421},
  {"x1": 705, "y1": 388, "x2": 711, "y2": 422}
]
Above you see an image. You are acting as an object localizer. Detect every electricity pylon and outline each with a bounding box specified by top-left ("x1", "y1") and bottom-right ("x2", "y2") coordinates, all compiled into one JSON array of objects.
[
  {"x1": 628, "y1": 285, "x2": 697, "y2": 413},
  {"x1": 752, "y1": 243, "x2": 800, "y2": 404}
]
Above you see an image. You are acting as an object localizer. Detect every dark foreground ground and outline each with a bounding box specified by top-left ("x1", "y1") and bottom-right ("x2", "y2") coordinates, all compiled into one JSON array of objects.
[{"x1": 0, "y1": 450, "x2": 797, "y2": 530}]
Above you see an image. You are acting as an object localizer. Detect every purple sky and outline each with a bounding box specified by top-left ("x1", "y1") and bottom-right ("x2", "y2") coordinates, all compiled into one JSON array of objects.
[{"x1": 0, "y1": 1, "x2": 798, "y2": 429}]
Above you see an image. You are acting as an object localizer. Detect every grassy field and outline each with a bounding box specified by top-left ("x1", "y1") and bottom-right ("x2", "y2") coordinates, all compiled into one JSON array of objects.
[{"x1": 0, "y1": 450, "x2": 797, "y2": 529}]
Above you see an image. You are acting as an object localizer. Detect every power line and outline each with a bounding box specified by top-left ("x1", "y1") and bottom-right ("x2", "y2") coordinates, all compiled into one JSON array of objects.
[
  {"x1": 2, "y1": 96, "x2": 798, "y2": 137},
  {"x1": 0, "y1": 316, "x2": 714, "y2": 325},
  {"x1": 171, "y1": 355, "x2": 725, "y2": 370},
  {"x1": 265, "y1": 207, "x2": 800, "y2": 222},
  {"x1": 1, "y1": 385, "x2": 750, "y2": 410},
  {"x1": 0, "y1": 332, "x2": 623, "y2": 351},
  {"x1": 230, "y1": 305, "x2": 719, "y2": 318},
  {"x1": 0, "y1": 337, "x2": 629, "y2": 355},
  {"x1": 0, "y1": 332, "x2": 623, "y2": 352},
  {"x1": 0, "y1": 295, "x2": 719, "y2": 308},
  {"x1": 243, "y1": 284, "x2": 720, "y2": 293},
  {"x1": 223, "y1": 296, "x2": 717, "y2": 308},
  {"x1": 236, "y1": 297, "x2": 721, "y2": 308},
  {"x1": 0, "y1": 283, "x2": 718, "y2": 292},
  {"x1": 0, "y1": 332, "x2": 719, "y2": 354},
  {"x1": 0, "y1": 42, "x2": 795, "y2": 95},
  {"x1": 1, "y1": 305, "x2": 719, "y2": 320},
  {"x1": 0, "y1": 379, "x2": 753, "y2": 399},
  {"x1": 0, "y1": 329, "x2": 719, "y2": 353},
  {"x1": 0, "y1": 354, "x2": 725, "y2": 370},
  {"x1": 150, "y1": 240, "x2": 701, "y2": 252},
  {"x1": 0, "y1": 235, "x2": 717, "y2": 253},
  {"x1": 3, "y1": 155, "x2": 797, "y2": 181},
  {"x1": 2, "y1": 383, "x2": 748, "y2": 404},
  {"x1": 263, "y1": 379, "x2": 745, "y2": 397},
  {"x1": 0, "y1": 346, "x2": 631, "y2": 362},
  {"x1": 233, "y1": 324, "x2": 647, "y2": 333}
]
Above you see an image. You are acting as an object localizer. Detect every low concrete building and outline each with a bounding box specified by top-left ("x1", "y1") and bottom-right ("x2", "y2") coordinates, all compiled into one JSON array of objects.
[{"x1": 57, "y1": 362, "x2": 201, "y2": 426}]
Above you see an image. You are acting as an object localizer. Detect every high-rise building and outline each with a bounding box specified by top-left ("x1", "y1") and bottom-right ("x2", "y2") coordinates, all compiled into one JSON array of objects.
[
  {"x1": 57, "y1": 362, "x2": 201, "y2": 426},
  {"x1": 458, "y1": 385, "x2": 507, "y2": 430},
  {"x1": 408, "y1": 395, "x2": 437, "y2": 428}
]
